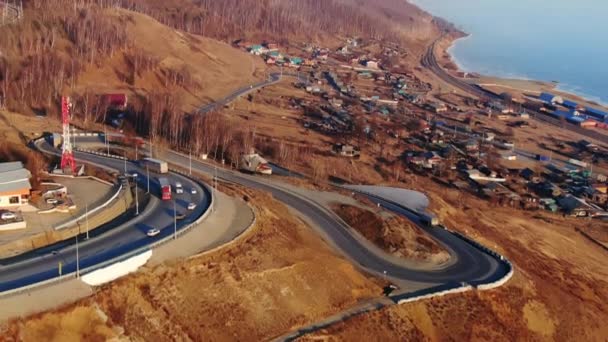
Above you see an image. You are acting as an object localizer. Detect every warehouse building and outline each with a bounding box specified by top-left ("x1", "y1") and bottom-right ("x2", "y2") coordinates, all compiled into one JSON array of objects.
[
  {"x1": 0, "y1": 162, "x2": 32, "y2": 208},
  {"x1": 539, "y1": 92, "x2": 563, "y2": 105}
]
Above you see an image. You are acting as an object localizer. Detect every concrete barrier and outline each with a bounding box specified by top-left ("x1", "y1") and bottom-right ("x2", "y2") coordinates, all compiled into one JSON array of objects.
[
  {"x1": 0, "y1": 221, "x2": 27, "y2": 231},
  {"x1": 81, "y1": 250, "x2": 153, "y2": 286},
  {"x1": 397, "y1": 285, "x2": 473, "y2": 305}
]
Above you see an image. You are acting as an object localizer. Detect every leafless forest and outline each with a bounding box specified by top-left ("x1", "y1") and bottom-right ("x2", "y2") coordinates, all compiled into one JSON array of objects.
[{"x1": 0, "y1": 0, "x2": 433, "y2": 167}]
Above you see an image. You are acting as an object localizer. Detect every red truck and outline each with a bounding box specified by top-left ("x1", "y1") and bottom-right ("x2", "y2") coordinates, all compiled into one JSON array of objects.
[{"x1": 158, "y1": 177, "x2": 172, "y2": 201}]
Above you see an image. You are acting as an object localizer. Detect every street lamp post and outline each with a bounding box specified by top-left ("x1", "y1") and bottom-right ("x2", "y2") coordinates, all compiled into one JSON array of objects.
[
  {"x1": 133, "y1": 173, "x2": 139, "y2": 215},
  {"x1": 189, "y1": 149, "x2": 192, "y2": 175},
  {"x1": 146, "y1": 164, "x2": 150, "y2": 194},
  {"x1": 85, "y1": 202, "x2": 89, "y2": 240},
  {"x1": 75, "y1": 235, "x2": 80, "y2": 279},
  {"x1": 123, "y1": 152, "x2": 127, "y2": 173},
  {"x1": 173, "y1": 200, "x2": 177, "y2": 240}
]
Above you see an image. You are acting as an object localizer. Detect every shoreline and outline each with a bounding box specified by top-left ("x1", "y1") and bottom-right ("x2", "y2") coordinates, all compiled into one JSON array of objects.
[{"x1": 439, "y1": 33, "x2": 608, "y2": 110}]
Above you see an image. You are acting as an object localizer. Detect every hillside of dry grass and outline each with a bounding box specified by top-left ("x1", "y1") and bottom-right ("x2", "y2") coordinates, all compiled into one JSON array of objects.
[
  {"x1": 0, "y1": 1, "x2": 264, "y2": 118},
  {"x1": 2, "y1": 187, "x2": 383, "y2": 341},
  {"x1": 304, "y1": 181, "x2": 608, "y2": 341},
  {"x1": 332, "y1": 203, "x2": 449, "y2": 263}
]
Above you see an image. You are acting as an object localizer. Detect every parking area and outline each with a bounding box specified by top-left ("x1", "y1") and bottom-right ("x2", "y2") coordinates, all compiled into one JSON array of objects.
[{"x1": 0, "y1": 176, "x2": 115, "y2": 257}]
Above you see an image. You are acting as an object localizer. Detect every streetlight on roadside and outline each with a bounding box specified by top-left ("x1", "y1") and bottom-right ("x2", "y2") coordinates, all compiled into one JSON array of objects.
[
  {"x1": 173, "y1": 200, "x2": 177, "y2": 240},
  {"x1": 133, "y1": 173, "x2": 139, "y2": 215},
  {"x1": 75, "y1": 235, "x2": 80, "y2": 279},
  {"x1": 85, "y1": 202, "x2": 89, "y2": 240},
  {"x1": 146, "y1": 164, "x2": 150, "y2": 194},
  {"x1": 189, "y1": 148, "x2": 192, "y2": 175}
]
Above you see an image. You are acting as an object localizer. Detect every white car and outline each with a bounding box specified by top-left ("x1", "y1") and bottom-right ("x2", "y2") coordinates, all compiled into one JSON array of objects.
[
  {"x1": 187, "y1": 203, "x2": 197, "y2": 211},
  {"x1": 191, "y1": 188, "x2": 197, "y2": 194},
  {"x1": 175, "y1": 182, "x2": 183, "y2": 194},
  {"x1": 146, "y1": 228, "x2": 160, "y2": 237},
  {"x1": 46, "y1": 198, "x2": 59, "y2": 205},
  {"x1": 1, "y1": 212, "x2": 16, "y2": 221}
]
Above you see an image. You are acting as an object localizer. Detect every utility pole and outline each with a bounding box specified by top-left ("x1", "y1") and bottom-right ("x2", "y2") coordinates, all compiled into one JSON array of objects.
[
  {"x1": 213, "y1": 165, "x2": 217, "y2": 212},
  {"x1": 75, "y1": 235, "x2": 80, "y2": 278},
  {"x1": 173, "y1": 200, "x2": 177, "y2": 240},
  {"x1": 123, "y1": 152, "x2": 127, "y2": 174},
  {"x1": 134, "y1": 173, "x2": 139, "y2": 215},
  {"x1": 189, "y1": 148, "x2": 192, "y2": 175},
  {"x1": 85, "y1": 202, "x2": 89, "y2": 240},
  {"x1": 146, "y1": 164, "x2": 150, "y2": 194},
  {"x1": 104, "y1": 126, "x2": 109, "y2": 155}
]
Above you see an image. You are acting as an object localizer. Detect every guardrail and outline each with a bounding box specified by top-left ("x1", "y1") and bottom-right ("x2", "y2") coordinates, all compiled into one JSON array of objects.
[
  {"x1": 0, "y1": 148, "x2": 215, "y2": 298},
  {"x1": 348, "y1": 188, "x2": 514, "y2": 288}
]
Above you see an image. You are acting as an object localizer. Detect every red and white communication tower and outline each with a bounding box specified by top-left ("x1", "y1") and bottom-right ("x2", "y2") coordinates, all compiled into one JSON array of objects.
[{"x1": 61, "y1": 96, "x2": 76, "y2": 173}]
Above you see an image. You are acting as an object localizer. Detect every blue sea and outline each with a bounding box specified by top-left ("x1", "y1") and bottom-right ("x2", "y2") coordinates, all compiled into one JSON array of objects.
[{"x1": 411, "y1": 0, "x2": 608, "y2": 105}]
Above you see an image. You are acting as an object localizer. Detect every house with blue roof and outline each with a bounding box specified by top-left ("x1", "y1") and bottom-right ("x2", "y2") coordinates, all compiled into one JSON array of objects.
[
  {"x1": 539, "y1": 92, "x2": 563, "y2": 105},
  {"x1": 585, "y1": 107, "x2": 608, "y2": 121},
  {"x1": 562, "y1": 99, "x2": 579, "y2": 110},
  {"x1": 289, "y1": 57, "x2": 303, "y2": 66}
]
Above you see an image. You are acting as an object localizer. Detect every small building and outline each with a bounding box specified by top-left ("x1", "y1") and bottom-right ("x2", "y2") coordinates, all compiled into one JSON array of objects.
[
  {"x1": 427, "y1": 101, "x2": 447, "y2": 113},
  {"x1": 585, "y1": 107, "x2": 608, "y2": 121},
  {"x1": 249, "y1": 45, "x2": 267, "y2": 55},
  {"x1": 289, "y1": 57, "x2": 303, "y2": 67},
  {"x1": 333, "y1": 143, "x2": 360, "y2": 158},
  {"x1": 558, "y1": 195, "x2": 597, "y2": 217},
  {"x1": 562, "y1": 99, "x2": 579, "y2": 110},
  {"x1": 104, "y1": 94, "x2": 128, "y2": 109},
  {"x1": 366, "y1": 60, "x2": 380, "y2": 69},
  {"x1": 539, "y1": 92, "x2": 563, "y2": 105},
  {"x1": 0, "y1": 162, "x2": 32, "y2": 208}
]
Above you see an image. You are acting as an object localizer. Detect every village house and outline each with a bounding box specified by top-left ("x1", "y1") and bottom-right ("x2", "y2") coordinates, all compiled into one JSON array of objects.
[
  {"x1": 333, "y1": 143, "x2": 360, "y2": 158},
  {"x1": 558, "y1": 195, "x2": 599, "y2": 217},
  {"x1": 0, "y1": 162, "x2": 32, "y2": 208}
]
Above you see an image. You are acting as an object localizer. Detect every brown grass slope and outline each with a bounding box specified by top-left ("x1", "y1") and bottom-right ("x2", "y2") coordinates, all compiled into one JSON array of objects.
[
  {"x1": 2, "y1": 188, "x2": 383, "y2": 341},
  {"x1": 0, "y1": 0, "x2": 263, "y2": 117}
]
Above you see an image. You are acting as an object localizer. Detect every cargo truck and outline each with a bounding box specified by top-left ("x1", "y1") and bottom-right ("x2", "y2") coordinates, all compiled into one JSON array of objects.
[
  {"x1": 141, "y1": 158, "x2": 168, "y2": 174},
  {"x1": 158, "y1": 177, "x2": 172, "y2": 201},
  {"x1": 568, "y1": 158, "x2": 588, "y2": 168}
]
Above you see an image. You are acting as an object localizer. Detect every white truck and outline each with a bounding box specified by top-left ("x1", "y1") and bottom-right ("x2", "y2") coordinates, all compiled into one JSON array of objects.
[
  {"x1": 141, "y1": 158, "x2": 168, "y2": 174},
  {"x1": 240, "y1": 152, "x2": 272, "y2": 175}
]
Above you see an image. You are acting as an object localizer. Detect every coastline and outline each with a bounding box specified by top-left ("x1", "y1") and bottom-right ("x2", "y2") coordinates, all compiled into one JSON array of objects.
[{"x1": 438, "y1": 33, "x2": 608, "y2": 110}]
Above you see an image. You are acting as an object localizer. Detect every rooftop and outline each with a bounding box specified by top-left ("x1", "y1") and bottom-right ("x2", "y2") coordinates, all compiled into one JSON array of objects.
[{"x1": 0, "y1": 162, "x2": 32, "y2": 193}]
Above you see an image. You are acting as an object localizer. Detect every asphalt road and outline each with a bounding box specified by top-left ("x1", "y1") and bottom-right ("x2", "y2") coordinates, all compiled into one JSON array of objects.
[
  {"x1": 159, "y1": 149, "x2": 508, "y2": 286},
  {"x1": 422, "y1": 36, "x2": 608, "y2": 145},
  {"x1": 0, "y1": 138, "x2": 210, "y2": 292}
]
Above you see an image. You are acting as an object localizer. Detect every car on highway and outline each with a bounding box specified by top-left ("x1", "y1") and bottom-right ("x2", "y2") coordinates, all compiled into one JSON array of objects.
[
  {"x1": 175, "y1": 182, "x2": 183, "y2": 194},
  {"x1": 187, "y1": 203, "x2": 196, "y2": 210},
  {"x1": 46, "y1": 198, "x2": 59, "y2": 205},
  {"x1": 175, "y1": 212, "x2": 186, "y2": 220},
  {"x1": 191, "y1": 188, "x2": 197, "y2": 194},
  {"x1": 1, "y1": 212, "x2": 16, "y2": 221},
  {"x1": 146, "y1": 228, "x2": 160, "y2": 237}
]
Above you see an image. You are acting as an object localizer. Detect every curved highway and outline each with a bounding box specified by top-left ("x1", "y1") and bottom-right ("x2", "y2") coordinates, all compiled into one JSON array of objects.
[
  {"x1": 0, "y1": 65, "x2": 510, "y2": 295},
  {"x1": 160, "y1": 149, "x2": 508, "y2": 286},
  {"x1": 0, "y1": 138, "x2": 211, "y2": 292}
]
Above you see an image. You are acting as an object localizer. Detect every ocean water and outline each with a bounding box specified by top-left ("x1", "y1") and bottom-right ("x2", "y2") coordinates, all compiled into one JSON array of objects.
[{"x1": 411, "y1": 0, "x2": 608, "y2": 105}]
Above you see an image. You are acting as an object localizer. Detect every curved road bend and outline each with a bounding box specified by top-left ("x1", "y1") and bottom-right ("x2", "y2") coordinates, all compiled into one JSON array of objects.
[
  {"x1": 160, "y1": 149, "x2": 508, "y2": 287},
  {"x1": 0, "y1": 139, "x2": 210, "y2": 293},
  {"x1": 422, "y1": 36, "x2": 608, "y2": 145}
]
